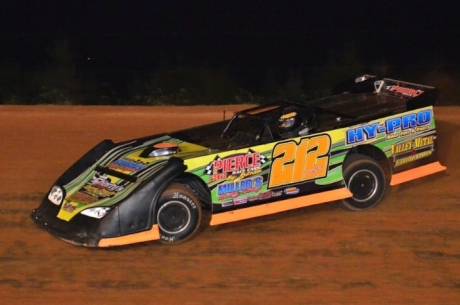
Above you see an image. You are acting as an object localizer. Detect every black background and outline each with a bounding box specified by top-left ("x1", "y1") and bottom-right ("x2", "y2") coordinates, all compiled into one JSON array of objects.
[{"x1": 1, "y1": 0, "x2": 458, "y2": 103}]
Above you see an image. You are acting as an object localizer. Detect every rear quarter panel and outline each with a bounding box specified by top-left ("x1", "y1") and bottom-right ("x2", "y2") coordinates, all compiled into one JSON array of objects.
[{"x1": 184, "y1": 105, "x2": 441, "y2": 215}]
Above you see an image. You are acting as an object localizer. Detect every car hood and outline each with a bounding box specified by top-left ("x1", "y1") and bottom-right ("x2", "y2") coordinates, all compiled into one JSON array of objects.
[{"x1": 55, "y1": 135, "x2": 212, "y2": 221}]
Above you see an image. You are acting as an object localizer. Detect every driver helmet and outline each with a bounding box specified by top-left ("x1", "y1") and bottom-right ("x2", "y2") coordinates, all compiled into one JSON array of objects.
[{"x1": 278, "y1": 111, "x2": 303, "y2": 136}]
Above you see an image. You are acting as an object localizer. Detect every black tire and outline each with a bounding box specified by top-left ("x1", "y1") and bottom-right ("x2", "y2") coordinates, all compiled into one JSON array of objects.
[
  {"x1": 340, "y1": 154, "x2": 386, "y2": 211},
  {"x1": 156, "y1": 183, "x2": 202, "y2": 244}
]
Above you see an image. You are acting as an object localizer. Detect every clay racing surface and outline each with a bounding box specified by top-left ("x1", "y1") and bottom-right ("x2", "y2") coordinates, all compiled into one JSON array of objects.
[{"x1": 0, "y1": 105, "x2": 459, "y2": 304}]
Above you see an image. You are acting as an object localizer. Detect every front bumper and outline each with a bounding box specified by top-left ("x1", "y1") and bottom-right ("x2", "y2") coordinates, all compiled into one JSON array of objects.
[
  {"x1": 31, "y1": 197, "x2": 162, "y2": 247},
  {"x1": 31, "y1": 157, "x2": 187, "y2": 247},
  {"x1": 31, "y1": 201, "x2": 105, "y2": 247}
]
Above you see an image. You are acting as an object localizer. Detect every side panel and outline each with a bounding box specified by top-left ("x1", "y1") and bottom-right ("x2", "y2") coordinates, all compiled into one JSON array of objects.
[
  {"x1": 184, "y1": 106, "x2": 445, "y2": 224},
  {"x1": 184, "y1": 129, "x2": 350, "y2": 218},
  {"x1": 344, "y1": 106, "x2": 444, "y2": 176}
]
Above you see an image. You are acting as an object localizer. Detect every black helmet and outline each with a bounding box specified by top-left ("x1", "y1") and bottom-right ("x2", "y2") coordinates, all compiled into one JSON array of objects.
[{"x1": 278, "y1": 111, "x2": 303, "y2": 136}]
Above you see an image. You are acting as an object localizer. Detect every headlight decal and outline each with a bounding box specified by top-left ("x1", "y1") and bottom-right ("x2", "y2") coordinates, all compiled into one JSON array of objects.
[
  {"x1": 81, "y1": 207, "x2": 111, "y2": 219},
  {"x1": 48, "y1": 186, "x2": 64, "y2": 205}
]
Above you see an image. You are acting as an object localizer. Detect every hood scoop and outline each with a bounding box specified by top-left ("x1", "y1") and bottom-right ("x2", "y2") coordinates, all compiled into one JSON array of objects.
[{"x1": 140, "y1": 142, "x2": 180, "y2": 158}]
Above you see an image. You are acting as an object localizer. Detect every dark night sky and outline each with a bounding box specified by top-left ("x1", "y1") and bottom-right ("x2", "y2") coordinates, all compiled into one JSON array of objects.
[{"x1": 1, "y1": 1, "x2": 459, "y2": 76}]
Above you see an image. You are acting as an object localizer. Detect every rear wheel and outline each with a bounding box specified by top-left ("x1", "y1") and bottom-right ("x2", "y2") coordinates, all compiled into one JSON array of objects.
[
  {"x1": 156, "y1": 183, "x2": 202, "y2": 244},
  {"x1": 340, "y1": 154, "x2": 386, "y2": 211}
]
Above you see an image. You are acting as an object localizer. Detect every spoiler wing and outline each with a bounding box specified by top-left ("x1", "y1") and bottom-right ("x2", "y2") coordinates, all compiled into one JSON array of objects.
[{"x1": 374, "y1": 78, "x2": 439, "y2": 110}]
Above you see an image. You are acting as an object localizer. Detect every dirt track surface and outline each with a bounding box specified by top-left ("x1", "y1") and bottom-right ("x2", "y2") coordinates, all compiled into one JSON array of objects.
[{"x1": 0, "y1": 105, "x2": 459, "y2": 305}]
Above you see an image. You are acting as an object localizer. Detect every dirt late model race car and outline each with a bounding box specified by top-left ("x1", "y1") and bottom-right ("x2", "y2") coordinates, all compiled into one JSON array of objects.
[{"x1": 31, "y1": 75, "x2": 446, "y2": 247}]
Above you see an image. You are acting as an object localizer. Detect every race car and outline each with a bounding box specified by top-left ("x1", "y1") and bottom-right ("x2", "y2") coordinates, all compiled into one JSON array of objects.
[{"x1": 31, "y1": 75, "x2": 446, "y2": 247}]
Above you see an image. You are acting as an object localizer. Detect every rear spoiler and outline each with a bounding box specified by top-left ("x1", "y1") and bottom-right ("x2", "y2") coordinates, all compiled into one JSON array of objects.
[
  {"x1": 335, "y1": 75, "x2": 439, "y2": 110},
  {"x1": 374, "y1": 78, "x2": 439, "y2": 109}
]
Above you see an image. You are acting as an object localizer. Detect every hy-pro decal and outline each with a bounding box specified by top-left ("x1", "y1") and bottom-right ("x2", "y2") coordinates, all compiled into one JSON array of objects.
[{"x1": 346, "y1": 109, "x2": 432, "y2": 145}]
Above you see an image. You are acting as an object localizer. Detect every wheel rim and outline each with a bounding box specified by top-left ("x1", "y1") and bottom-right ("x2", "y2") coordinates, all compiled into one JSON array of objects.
[
  {"x1": 348, "y1": 169, "x2": 378, "y2": 202},
  {"x1": 157, "y1": 201, "x2": 191, "y2": 234}
]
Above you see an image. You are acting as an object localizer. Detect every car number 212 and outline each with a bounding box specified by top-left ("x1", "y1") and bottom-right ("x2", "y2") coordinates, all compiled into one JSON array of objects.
[{"x1": 268, "y1": 134, "x2": 331, "y2": 188}]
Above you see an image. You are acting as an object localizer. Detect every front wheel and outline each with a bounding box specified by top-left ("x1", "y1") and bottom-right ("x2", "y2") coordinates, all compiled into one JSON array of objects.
[
  {"x1": 156, "y1": 183, "x2": 202, "y2": 244},
  {"x1": 340, "y1": 154, "x2": 386, "y2": 211}
]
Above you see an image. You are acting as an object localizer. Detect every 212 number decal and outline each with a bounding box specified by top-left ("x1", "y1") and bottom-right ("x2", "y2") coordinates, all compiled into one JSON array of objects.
[{"x1": 268, "y1": 134, "x2": 331, "y2": 188}]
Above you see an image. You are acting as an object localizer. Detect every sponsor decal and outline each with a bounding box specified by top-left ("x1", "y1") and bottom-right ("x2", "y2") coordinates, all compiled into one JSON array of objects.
[
  {"x1": 284, "y1": 187, "x2": 300, "y2": 195},
  {"x1": 271, "y1": 190, "x2": 283, "y2": 197},
  {"x1": 205, "y1": 150, "x2": 267, "y2": 182},
  {"x1": 394, "y1": 150, "x2": 433, "y2": 167},
  {"x1": 258, "y1": 191, "x2": 272, "y2": 200},
  {"x1": 68, "y1": 174, "x2": 127, "y2": 205},
  {"x1": 217, "y1": 176, "x2": 263, "y2": 200},
  {"x1": 67, "y1": 191, "x2": 98, "y2": 204},
  {"x1": 387, "y1": 85, "x2": 424, "y2": 98},
  {"x1": 221, "y1": 200, "x2": 233, "y2": 207},
  {"x1": 172, "y1": 192, "x2": 197, "y2": 209},
  {"x1": 89, "y1": 174, "x2": 125, "y2": 192},
  {"x1": 62, "y1": 201, "x2": 77, "y2": 212},
  {"x1": 391, "y1": 135, "x2": 434, "y2": 155},
  {"x1": 83, "y1": 184, "x2": 117, "y2": 198},
  {"x1": 107, "y1": 158, "x2": 147, "y2": 173},
  {"x1": 392, "y1": 135, "x2": 435, "y2": 167},
  {"x1": 268, "y1": 134, "x2": 331, "y2": 188},
  {"x1": 346, "y1": 109, "x2": 432, "y2": 144},
  {"x1": 233, "y1": 197, "x2": 248, "y2": 205}
]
